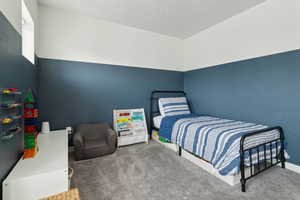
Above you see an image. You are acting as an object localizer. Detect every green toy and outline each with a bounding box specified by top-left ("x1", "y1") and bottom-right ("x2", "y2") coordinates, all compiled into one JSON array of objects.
[
  {"x1": 24, "y1": 133, "x2": 36, "y2": 148},
  {"x1": 24, "y1": 89, "x2": 35, "y2": 103},
  {"x1": 159, "y1": 136, "x2": 170, "y2": 143}
]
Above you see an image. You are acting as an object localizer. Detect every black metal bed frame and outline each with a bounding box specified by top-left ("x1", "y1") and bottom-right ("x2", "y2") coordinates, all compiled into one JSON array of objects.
[
  {"x1": 150, "y1": 90, "x2": 286, "y2": 192},
  {"x1": 150, "y1": 90, "x2": 187, "y2": 138}
]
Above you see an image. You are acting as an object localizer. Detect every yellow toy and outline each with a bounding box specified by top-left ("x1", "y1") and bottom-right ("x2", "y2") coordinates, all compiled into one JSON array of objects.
[
  {"x1": 2, "y1": 118, "x2": 13, "y2": 124},
  {"x1": 2, "y1": 89, "x2": 11, "y2": 94},
  {"x1": 152, "y1": 130, "x2": 159, "y2": 140}
]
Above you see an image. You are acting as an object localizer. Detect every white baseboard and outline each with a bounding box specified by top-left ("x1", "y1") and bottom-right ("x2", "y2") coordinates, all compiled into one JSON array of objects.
[{"x1": 285, "y1": 162, "x2": 300, "y2": 174}]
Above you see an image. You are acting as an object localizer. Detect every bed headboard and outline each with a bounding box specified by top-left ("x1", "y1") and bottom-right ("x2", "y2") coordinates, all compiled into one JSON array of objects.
[{"x1": 150, "y1": 90, "x2": 190, "y2": 136}]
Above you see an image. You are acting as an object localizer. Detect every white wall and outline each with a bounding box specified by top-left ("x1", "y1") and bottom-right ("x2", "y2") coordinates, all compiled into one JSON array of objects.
[
  {"x1": 3, "y1": 0, "x2": 299, "y2": 71},
  {"x1": 0, "y1": 0, "x2": 38, "y2": 50},
  {"x1": 23, "y1": 0, "x2": 38, "y2": 23},
  {"x1": 22, "y1": 0, "x2": 35, "y2": 64},
  {"x1": 0, "y1": 0, "x2": 21, "y2": 34},
  {"x1": 37, "y1": 6, "x2": 184, "y2": 71},
  {"x1": 184, "y1": 0, "x2": 300, "y2": 71}
]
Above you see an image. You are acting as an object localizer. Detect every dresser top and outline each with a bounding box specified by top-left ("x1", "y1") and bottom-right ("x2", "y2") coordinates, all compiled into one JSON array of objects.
[{"x1": 4, "y1": 130, "x2": 68, "y2": 182}]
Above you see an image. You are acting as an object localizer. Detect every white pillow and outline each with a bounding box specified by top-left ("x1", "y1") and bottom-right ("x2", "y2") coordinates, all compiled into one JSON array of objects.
[
  {"x1": 159, "y1": 97, "x2": 191, "y2": 116},
  {"x1": 153, "y1": 115, "x2": 163, "y2": 129}
]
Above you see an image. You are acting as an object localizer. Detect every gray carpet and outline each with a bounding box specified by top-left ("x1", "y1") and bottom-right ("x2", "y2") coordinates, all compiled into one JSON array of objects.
[{"x1": 69, "y1": 141, "x2": 300, "y2": 200}]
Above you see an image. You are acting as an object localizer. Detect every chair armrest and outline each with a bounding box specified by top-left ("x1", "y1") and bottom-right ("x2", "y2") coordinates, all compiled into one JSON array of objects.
[
  {"x1": 106, "y1": 129, "x2": 117, "y2": 147},
  {"x1": 73, "y1": 131, "x2": 84, "y2": 149}
]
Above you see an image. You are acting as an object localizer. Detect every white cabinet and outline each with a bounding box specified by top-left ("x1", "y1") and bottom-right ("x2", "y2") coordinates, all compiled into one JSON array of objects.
[{"x1": 2, "y1": 130, "x2": 68, "y2": 200}]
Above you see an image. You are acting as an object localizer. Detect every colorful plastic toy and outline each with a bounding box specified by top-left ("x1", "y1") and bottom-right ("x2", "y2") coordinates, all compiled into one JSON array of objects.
[
  {"x1": 159, "y1": 136, "x2": 170, "y2": 143},
  {"x1": 1, "y1": 88, "x2": 18, "y2": 94},
  {"x1": 23, "y1": 89, "x2": 39, "y2": 159},
  {"x1": 2, "y1": 118, "x2": 13, "y2": 124}
]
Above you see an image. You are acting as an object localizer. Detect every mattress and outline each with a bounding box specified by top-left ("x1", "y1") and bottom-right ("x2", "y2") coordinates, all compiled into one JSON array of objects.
[
  {"x1": 153, "y1": 115, "x2": 163, "y2": 129},
  {"x1": 159, "y1": 114, "x2": 281, "y2": 176}
]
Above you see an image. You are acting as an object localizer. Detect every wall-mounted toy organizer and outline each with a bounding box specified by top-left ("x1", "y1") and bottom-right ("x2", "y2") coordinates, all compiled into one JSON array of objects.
[
  {"x1": 0, "y1": 88, "x2": 23, "y2": 141},
  {"x1": 23, "y1": 89, "x2": 39, "y2": 159},
  {"x1": 113, "y1": 108, "x2": 148, "y2": 147}
]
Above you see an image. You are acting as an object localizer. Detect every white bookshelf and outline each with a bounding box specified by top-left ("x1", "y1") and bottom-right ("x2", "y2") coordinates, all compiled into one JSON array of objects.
[{"x1": 113, "y1": 109, "x2": 148, "y2": 147}]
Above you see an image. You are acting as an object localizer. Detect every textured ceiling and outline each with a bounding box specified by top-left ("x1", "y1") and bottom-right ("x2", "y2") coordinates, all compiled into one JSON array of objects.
[{"x1": 38, "y1": 0, "x2": 265, "y2": 39}]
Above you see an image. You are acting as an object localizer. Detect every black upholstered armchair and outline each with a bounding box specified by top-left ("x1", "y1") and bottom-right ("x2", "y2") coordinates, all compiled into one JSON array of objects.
[{"x1": 73, "y1": 123, "x2": 117, "y2": 161}]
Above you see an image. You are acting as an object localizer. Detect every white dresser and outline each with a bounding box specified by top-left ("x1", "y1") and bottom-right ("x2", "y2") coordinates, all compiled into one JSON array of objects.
[{"x1": 2, "y1": 130, "x2": 69, "y2": 200}]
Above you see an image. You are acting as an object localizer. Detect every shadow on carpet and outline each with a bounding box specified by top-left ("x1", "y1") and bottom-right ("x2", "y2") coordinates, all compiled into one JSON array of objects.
[{"x1": 69, "y1": 141, "x2": 300, "y2": 200}]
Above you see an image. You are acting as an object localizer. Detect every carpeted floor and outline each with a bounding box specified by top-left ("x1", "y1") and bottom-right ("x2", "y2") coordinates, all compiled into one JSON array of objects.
[{"x1": 69, "y1": 141, "x2": 300, "y2": 200}]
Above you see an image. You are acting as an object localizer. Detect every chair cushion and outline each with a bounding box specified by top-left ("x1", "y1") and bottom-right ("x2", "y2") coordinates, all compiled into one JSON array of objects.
[
  {"x1": 84, "y1": 139, "x2": 107, "y2": 149},
  {"x1": 84, "y1": 139, "x2": 112, "y2": 159},
  {"x1": 77, "y1": 123, "x2": 109, "y2": 141}
]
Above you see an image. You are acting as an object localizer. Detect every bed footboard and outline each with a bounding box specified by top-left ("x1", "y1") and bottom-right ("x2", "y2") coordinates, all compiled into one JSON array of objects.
[{"x1": 240, "y1": 126, "x2": 285, "y2": 192}]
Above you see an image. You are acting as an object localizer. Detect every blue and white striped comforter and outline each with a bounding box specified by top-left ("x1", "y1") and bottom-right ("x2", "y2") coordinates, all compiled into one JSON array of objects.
[{"x1": 170, "y1": 116, "x2": 281, "y2": 175}]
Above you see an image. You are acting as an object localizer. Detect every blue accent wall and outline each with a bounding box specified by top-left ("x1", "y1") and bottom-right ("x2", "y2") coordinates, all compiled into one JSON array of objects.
[
  {"x1": 37, "y1": 58, "x2": 184, "y2": 130},
  {"x1": 184, "y1": 49, "x2": 300, "y2": 166},
  {"x1": 0, "y1": 12, "x2": 37, "y2": 194}
]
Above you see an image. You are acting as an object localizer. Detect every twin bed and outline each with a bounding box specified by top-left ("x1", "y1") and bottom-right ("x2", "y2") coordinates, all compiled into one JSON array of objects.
[{"x1": 150, "y1": 91, "x2": 286, "y2": 192}]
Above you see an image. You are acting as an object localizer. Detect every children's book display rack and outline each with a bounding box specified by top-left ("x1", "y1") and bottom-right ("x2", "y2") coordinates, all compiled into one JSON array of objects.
[{"x1": 113, "y1": 108, "x2": 148, "y2": 147}]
